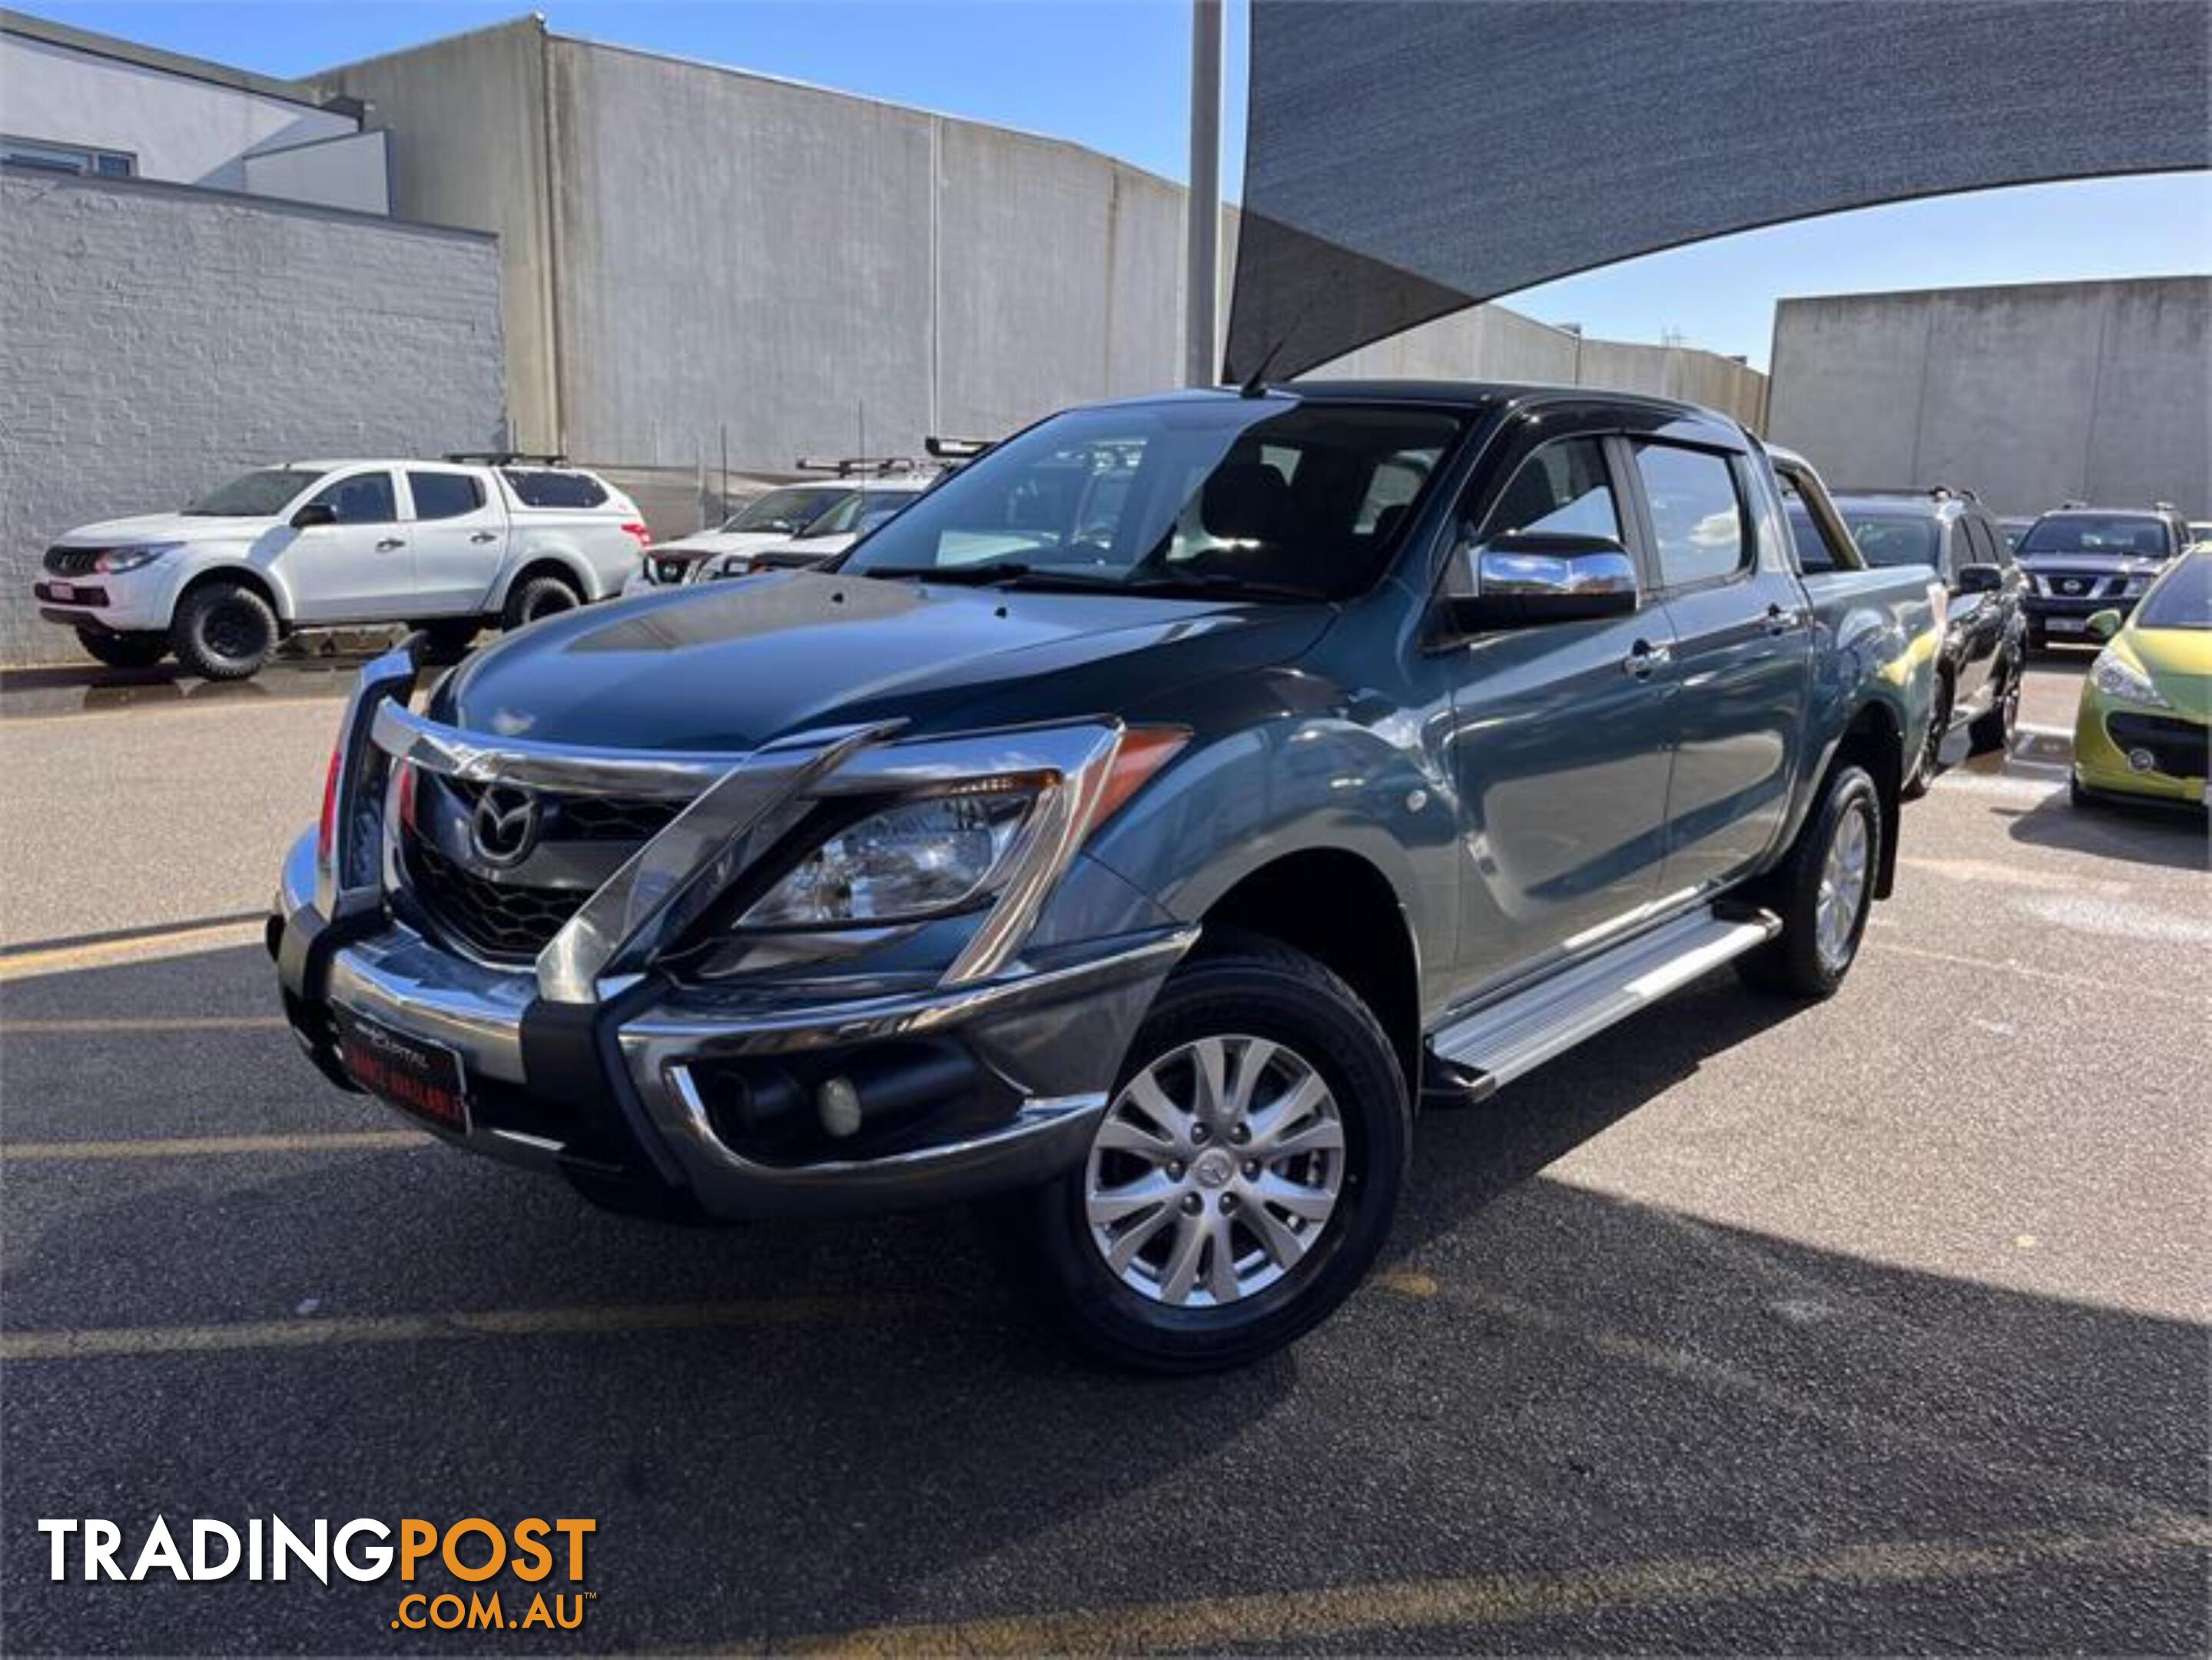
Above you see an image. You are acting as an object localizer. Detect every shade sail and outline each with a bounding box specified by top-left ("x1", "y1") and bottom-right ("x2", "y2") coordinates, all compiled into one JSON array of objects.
[{"x1": 1225, "y1": 0, "x2": 2212, "y2": 382}]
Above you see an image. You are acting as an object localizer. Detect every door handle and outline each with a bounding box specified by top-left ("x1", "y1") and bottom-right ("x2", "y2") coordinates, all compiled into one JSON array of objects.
[
  {"x1": 375, "y1": 536, "x2": 406, "y2": 551},
  {"x1": 1765, "y1": 604, "x2": 1806, "y2": 636},
  {"x1": 468, "y1": 531, "x2": 498, "y2": 544},
  {"x1": 1622, "y1": 639, "x2": 1672, "y2": 679}
]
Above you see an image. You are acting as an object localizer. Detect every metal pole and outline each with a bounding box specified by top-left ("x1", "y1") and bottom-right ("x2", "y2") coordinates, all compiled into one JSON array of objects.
[{"x1": 1184, "y1": 0, "x2": 1222, "y2": 387}]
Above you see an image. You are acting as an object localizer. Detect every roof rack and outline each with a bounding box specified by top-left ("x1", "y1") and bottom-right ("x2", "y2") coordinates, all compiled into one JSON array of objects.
[
  {"x1": 2154, "y1": 500, "x2": 2178, "y2": 513},
  {"x1": 1835, "y1": 484, "x2": 1974, "y2": 502},
  {"x1": 795, "y1": 456, "x2": 920, "y2": 477},
  {"x1": 924, "y1": 436, "x2": 993, "y2": 461},
  {"x1": 445, "y1": 451, "x2": 571, "y2": 467}
]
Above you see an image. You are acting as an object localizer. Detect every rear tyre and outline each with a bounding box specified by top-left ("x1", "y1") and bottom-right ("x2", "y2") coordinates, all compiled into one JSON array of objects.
[
  {"x1": 1968, "y1": 653, "x2": 2022, "y2": 755},
  {"x1": 1009, "y1": 932, "x2": 1410, "y2": 1374},
  {"x1": 1736, "y1": 763, "x2": 1882, "y2": 1001},
  {"x1": 1902, "y1": 676, "x2": 1951, "y2": 799},
  {"x1": 171, "y1": 581, "x2": 278, "y2": 681},
  {"x1": 75, "y1": 628, "x2": 168, "y2": 669},
  {"x1": 500, "y1": 573, "x2": 582, "y2": 632}
]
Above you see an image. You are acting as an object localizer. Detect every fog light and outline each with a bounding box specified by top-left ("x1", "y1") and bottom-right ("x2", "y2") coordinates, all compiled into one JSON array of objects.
[
  {"x1": 2127, "y1": 747, "x2": 2157, "y2": 774},
  {"x1": 817, "y1": 1077, "x2": 862, "y2": 1139}
]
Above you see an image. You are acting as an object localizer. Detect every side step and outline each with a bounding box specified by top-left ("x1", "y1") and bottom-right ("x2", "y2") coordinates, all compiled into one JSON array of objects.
[{"x1": 1428, "y1": 907, "x2": 1781, "y2": 1091}]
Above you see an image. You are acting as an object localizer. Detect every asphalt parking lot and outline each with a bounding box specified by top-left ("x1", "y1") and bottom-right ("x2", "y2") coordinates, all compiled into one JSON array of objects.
[{"x1": 2, "y1": 654, "x2": 2205, "y2": 1654}]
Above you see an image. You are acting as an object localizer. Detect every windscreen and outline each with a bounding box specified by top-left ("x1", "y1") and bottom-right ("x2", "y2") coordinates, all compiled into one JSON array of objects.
[
  {"x1": 2019, "y1": 515, "x2": 2171, "y2": 557},
  {"x1": 184, "y1": 469, "x2": 317, "y2": 517},
  {"x1": 1841, "y1": 513, "x2": 1941, "y2": 569},
  {"x1": 2134, "y1": 552, "x2": 2210, "y2": 630},
  {"x1": 726, "y1": 486, "x2": 846, "y2": 533},
  {"x1": 837, "y1": 400, "x2": 1466, "y2": 600}
]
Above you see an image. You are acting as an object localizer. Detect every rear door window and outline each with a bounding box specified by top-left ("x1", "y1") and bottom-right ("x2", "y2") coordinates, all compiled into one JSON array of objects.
[
  {"x1": 1631, "y1": 442, "x2": 1747, "y2": 588},
  {"x1": 407, "y1": 471, "x2": 487, "y2": 521}
]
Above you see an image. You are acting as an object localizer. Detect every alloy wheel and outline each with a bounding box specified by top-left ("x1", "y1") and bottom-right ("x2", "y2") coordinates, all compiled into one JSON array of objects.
[
  {"x1": 1084, "y1": 1034, "x2": 1346, "y2": 1308},
  {"x1": 1815, "y1": 803, "x2": 1872, "y2": 972}
]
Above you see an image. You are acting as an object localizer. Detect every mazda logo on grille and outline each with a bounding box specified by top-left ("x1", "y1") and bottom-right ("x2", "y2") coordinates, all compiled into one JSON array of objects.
[{"x1": 469, "y1": 785, "x2": 542, "y2": 867}]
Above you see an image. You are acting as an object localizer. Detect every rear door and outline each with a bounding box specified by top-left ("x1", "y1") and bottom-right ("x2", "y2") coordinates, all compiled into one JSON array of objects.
[
  {"x1": 403, "y1": 468, "x2": 506, "y2": 615},
  {"x1": 1632, "y1": 437, "x2": 1816, "y2": 894},
  {"x1": 1438, "y1": 423, "x2": 1681, "y2": 992},
  {"x1": 281, "y1": 468, "x2": 410, "y2": 622},
  {"x1": 1948, "y1": 513, "x2": 2011, "y2": 709}
]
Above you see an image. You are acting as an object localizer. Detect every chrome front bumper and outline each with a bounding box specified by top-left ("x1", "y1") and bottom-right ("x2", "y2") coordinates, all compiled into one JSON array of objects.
[{"x1": 277, "y1": 828, "x2": 1191, "y2": 1219}]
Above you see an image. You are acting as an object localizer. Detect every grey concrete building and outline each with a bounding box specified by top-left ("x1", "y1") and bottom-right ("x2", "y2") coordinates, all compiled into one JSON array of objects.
[
  {"x1": 1, "y1": 8, "x2": 390, "y2": 213},
  {"x1": 1768, "y1": 277, "x2": 2210, "y2": 518},
  {"x1": 314, "y1": 15, "x2": 1770, "y2": 532}
]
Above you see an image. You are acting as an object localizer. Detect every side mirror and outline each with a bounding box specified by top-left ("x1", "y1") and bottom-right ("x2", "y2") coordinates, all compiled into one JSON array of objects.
[
  {"x1": 1955, "y1": 563, "x2": 2004, "y2": 595},
  {"x1": 290, "y1": 502, "x2": 337, "y2": 530},
  {"x1": 2085, "y1": 608, "x2": 2123, "y2": 642},
  {"x1": 1445, "y1": 532, "x2": 1640, "y2": 632}
]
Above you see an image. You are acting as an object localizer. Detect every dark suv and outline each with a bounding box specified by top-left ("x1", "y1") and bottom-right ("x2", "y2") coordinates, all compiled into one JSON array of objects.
[
  {"x1": 1799, "y1": 487, "x2": 2026, "y2": 792},
  {"x1": 2017, "y1": 505, "x2": 2193, "y2": 651},
  {"x1": 273, "y1": 383, "x2": 1938, "y2": 1372}
]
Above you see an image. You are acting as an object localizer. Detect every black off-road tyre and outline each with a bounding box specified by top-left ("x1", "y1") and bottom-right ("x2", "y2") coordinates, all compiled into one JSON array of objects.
[
  {"x1": 1968, "y1": 653, "x2": 2022, "y2": 755},
  {"x1": 171, "y1": 581, "x2": 279, "y2": 680},
  {"x1": 75, "y1": 628, "x2": 168, "y2": 669},
  {"x1": 1007, "y1": 930, "x2": 1411, "y2": 1375},
  {"x1": 1736, "y1": 764, "x2": 1882, "y2": 1001},
  {"x1": 500, "y1": 574, "x2": 582, "y2": 632}
]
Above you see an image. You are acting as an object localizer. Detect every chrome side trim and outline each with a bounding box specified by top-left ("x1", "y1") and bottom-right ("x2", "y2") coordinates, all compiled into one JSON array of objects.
[
  {"x1": 370, "y1": 700, "x2": 743, "y2": 799},
  {"x1": 536, "y1": 722, "x2": 899, "y2": 1004}
]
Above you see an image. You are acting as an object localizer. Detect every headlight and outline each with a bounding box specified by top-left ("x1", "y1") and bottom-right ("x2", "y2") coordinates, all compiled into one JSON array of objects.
[
  {"x1": 2091, "y1": 649, "x2": 2171, "y2": 709},
  {"x1": 740, "y1": 788, "x2": 1036, "y2": 928},
  {"x1": 93, "y1": 543, "x2": 182, "y2": 575}
]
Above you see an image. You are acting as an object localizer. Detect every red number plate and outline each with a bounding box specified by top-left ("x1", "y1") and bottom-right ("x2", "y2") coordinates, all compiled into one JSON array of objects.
[{"x1": 334, "y1": 1008, "x2": 470, "y2": 1132}]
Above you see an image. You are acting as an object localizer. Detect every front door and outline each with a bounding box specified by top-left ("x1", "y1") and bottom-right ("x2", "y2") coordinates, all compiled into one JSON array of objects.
[
  {"x1": 1439, "y1": 430, "x2": 1681, "y2": 996},
  {"x1": 282, "y1": 468, "x2": 412, "y2": 622},
  {"x1": 1632, "y1": 439, "x2": 1815, "y2": 894}
]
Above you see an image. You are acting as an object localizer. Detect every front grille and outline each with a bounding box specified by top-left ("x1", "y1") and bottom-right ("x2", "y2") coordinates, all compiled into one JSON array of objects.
[
  {"x1": 405, "y1": 838, "x2": 589, "y2": 962},
  {"x1": 2104, "y1": 712, "x2": 2209, "y2": 780},
  {"x1": 435, "y1": 778, "x2": 682, "y2": 843},
  {"x1": 43, "y1": 546, "x2": 104, "y2": 577},
  {"x1": 2033, "y1": 569, "x2": 2124, "y2": 600}
]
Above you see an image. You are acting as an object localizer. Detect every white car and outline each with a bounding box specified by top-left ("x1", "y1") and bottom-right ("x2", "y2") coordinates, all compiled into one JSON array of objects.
[
  {"x1": 689, "y1": 478, "x2": 932, "y2": 583},
  {"x1": 35, "y1": 457, "x2": 649, "y2": 679},
  {"x1": 622, "y1": 482, "x2": 866, "y2": 594}
]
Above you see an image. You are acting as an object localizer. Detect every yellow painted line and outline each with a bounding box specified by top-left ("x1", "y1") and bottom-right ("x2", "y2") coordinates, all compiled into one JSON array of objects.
[
  {"x1": 788, "y1": 1522, "x2": 2211, "y2": 1655},
  {"x1": 1865, "y1": 939, "x2": 2210, "y2": 1007},
  {"x1": 2, "y1": 1129, "x2": 429, "y2": 1162},
  {"x1": 1, "y1": 1295, "x2": 905, "y2": 1361},
  {"x1": 0, "y1": 1015, "x2": 287, "y2": 1034},
  {"x1": 0, "y1": 921, "x2": 266, "y2": 982}
]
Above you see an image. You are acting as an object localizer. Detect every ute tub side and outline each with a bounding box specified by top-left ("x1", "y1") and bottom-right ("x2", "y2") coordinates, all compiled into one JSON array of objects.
[{"x1": 1779, "y1": 565, "x2": 1942, "y2": 891}]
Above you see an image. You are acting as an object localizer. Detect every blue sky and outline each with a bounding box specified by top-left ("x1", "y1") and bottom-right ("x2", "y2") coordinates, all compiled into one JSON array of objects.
[{"x1": 31, "y1": 1, "x2": 2209, "y2": 367}]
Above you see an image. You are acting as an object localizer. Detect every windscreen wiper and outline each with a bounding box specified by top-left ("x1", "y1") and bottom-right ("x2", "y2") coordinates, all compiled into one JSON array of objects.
[
  {"x1": 860, "y1": 561, "x2": 1034, "y2": 586},
  {"x1": 1119, "y1": 570, "x2": 1332, "y2": 603}
]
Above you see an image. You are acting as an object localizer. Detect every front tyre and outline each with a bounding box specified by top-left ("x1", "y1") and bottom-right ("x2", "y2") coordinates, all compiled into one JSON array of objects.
[
  {"x1": 1902, "y1": 676, "x2": 1950, "y2": 799},
  {"x1": 75, "y1": 628, "x2": 168, "y2": 669},
  {"x1": 1736, "y1": 763, "x2": 1882, "y2": 1001},
  {"x1": 1968, "y1": 654, "x2": 2022, "y2": 755},
  {"x1": 171, "y1": 581, "x2": 278, "y2": 680},
  {"x1": 1014, "y1": 934, "x2": 1410, "y2": 1373}
]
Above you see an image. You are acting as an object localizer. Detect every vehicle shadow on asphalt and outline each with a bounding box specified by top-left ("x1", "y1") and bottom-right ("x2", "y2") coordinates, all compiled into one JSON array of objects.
[
  {"x1": 1992, "y1": 791, "x2": 2208, "y2": 872},
  {"x1": 4, "y1": 954, "x2": 2207, "y2": 1651}
]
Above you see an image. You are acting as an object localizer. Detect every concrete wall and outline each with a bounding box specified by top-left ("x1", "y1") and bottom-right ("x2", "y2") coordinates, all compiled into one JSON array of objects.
[
  {"x1": 1313, "y1": 303, "x2": 1769, "y2": 431},
  {"x1": 1769, "y1": 277, "x2": 2211, "y2": 517},
  {"x1": 0, "y1": 29, "x2": 354, "y2": 195},
  {"x1": 317, "y1": 19, "x2": 561, "y2": 453},
  {"x1": 0, "y1": 171, "x2": 504, "y2": 665},
  {"x1": 240, "y1": 129, "x2": 391, "y2": 217}
]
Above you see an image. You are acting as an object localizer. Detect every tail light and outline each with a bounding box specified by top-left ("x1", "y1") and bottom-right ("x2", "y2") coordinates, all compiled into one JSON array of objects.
[{"x1": 621, "y1": 521, "x2": 652, "y2": 550}]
